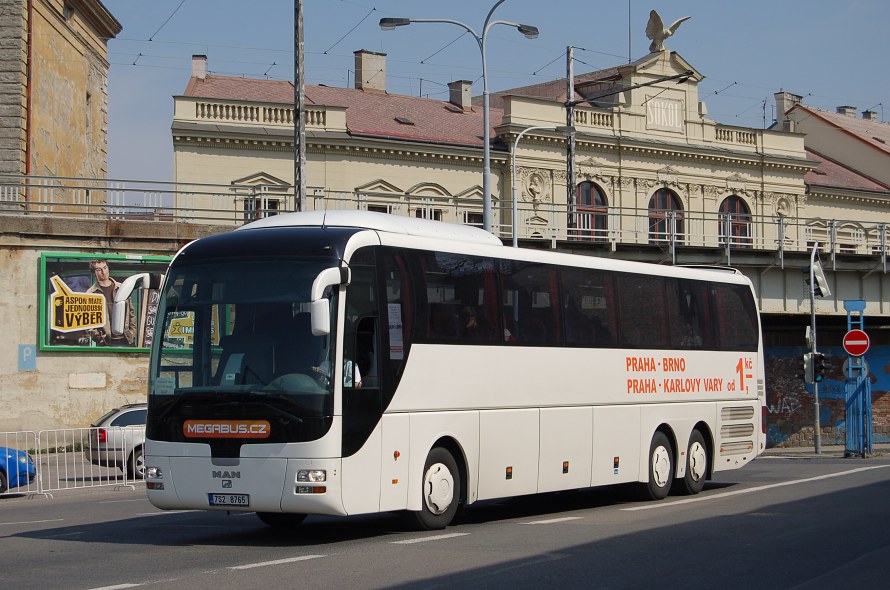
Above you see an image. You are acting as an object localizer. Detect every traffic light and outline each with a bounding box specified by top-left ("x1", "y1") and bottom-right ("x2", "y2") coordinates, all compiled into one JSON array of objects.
[
  {"x1": 813, "y1": 352, "x2": 826, "y2": 382},
  {"x1": 803, "y1": 253, "x2": 831, "y2": 298},
  {"x1": 802, "y1": 352, "x2": 813, "y2": 383}
]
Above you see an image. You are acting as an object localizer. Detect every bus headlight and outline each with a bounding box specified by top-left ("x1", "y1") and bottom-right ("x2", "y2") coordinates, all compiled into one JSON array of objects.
[
  {"x1": 297, "y1": 469, "x2": 326, "y2": 483},
  {"x1": 146, "y1": 466, "x2": 163, "y2": 479}
]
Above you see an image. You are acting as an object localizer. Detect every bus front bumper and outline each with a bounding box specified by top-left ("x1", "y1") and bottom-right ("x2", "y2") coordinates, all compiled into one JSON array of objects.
[{"x1": 145, "y1": 455, "x2": 347, "y2": 516}]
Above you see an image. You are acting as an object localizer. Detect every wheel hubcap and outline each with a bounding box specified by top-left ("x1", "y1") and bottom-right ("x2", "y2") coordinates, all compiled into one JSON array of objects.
[
  {"x1": 688, "y1": 441, "x2": 706, "y2": 481},
  {"x1": 423, "y1": 462, "x2": 454, "y2": 515},
  {"x1": 651, "y1": 445, "x2": 671, "y2": 487}
]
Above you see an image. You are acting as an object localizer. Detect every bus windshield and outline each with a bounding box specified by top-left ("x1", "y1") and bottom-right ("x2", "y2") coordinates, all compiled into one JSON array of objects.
[{"x1": 147, "y1": 258, "x2": 338, "y2": 445}]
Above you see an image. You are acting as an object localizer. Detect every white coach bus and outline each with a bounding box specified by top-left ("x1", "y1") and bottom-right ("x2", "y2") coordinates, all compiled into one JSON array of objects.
[{"x1": 140, "y1": 211, "x2": 765, "y2": 529}]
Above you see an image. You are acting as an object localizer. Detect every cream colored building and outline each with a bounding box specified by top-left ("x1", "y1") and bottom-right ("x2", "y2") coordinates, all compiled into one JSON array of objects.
[{"x1": 174, "y1": 51, "x2": 816, "y2": 246}]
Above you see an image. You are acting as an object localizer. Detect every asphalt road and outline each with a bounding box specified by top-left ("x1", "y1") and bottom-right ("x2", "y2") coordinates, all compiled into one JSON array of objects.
[{"x1": 2, "y1": 454, "x2": 889, "y2": 589}]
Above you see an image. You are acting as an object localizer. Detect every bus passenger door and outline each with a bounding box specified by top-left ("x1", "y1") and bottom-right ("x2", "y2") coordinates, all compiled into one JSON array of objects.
[{"x1": 341, "y1": 315, "x2": 384, "y2": 515}]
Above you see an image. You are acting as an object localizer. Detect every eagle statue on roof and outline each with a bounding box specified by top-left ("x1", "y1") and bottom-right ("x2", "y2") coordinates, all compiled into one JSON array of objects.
[{"x1": 645, "y1": 10, "x2": 691, "y2": 53}]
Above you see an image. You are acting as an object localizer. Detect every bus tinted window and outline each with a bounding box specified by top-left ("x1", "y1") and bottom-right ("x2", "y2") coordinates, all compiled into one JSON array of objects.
[
  {"x1": 500, "y1": 260, "x2": 560, "y2": 345},
  {"x1": 667, "y1": 279, "x2": 714, "y2": 349},
  {"x1": 560, "y1": 266, "x2": 617, "y2": 347},
  {"x1": 616, "y1": 273, "x2": 667, "y2": 349},
  {"x1": 713, "y1": 283, "x2": 759, "y2": 351},
  {"x1": 417, "y1": 252, "x2": 498, "y2": 344}
]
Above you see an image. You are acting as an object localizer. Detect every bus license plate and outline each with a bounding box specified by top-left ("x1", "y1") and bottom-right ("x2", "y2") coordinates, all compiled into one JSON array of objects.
[{"x1": 208, "y1": 493, "x2": 249, "y2": 507}]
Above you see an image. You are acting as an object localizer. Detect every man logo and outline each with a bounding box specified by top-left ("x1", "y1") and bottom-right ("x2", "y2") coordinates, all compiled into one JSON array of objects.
[
  {"x1": 212, "y1": 471, "x2": 241, "y2": 479},
  {"x1": 222, "y1": 480, "x2": 233, "y2": 489}
]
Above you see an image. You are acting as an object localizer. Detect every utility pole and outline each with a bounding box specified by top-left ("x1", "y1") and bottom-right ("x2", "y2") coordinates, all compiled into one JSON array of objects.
[
  {"x1": 294, "y1": 0, "x2": 306, "y2": 211},
  {"x1": 809, "y1": 243, "x2": 821, "y2": 454},
  {"x1": 565, "y1": 46, "x2": 576, "y2": 232}
]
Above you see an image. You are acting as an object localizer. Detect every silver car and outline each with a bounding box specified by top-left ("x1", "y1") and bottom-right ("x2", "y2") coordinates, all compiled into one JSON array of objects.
[{"x1": 85, "y1": 403, "x2": 147, "y2": 479}]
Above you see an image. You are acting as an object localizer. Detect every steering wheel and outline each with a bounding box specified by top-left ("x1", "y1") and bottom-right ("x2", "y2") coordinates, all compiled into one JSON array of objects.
[{"x1": 296, "y1": 368, "x2": 330, "y2": 390}]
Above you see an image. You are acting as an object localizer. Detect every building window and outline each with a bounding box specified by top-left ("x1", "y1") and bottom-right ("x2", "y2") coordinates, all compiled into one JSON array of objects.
[
  {"x1": 463, "y1": 211, "x2": 483, "y2": 227},
  {"x1": 367, "y1": 204, "x2": 391, "y2": 214},
  {"x1": 415, "y1": 206, "x2": 443, "y2": 221},
  {"x1": 719, "y1": 195, "x2": 752, "y2": 248},
  {"x1": 571, "y1": 181, "x2": 608, "y2": 242},
  {"x1": 244, "y1": 197, "x2": 279, "y2": 222},
  {"x1": 648, "y1": 188, "x2": 684, "y2": 244}
]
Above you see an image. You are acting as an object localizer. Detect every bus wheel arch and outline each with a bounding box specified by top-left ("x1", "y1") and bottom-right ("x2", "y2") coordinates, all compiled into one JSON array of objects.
[{"x1": 411, "y1": 438, "x2": 466, "y2": 530}]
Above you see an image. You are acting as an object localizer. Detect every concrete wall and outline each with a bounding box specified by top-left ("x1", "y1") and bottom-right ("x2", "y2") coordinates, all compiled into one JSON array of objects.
[{"x1": 0, "y1": 216, "x2": 227, "y2": 432}]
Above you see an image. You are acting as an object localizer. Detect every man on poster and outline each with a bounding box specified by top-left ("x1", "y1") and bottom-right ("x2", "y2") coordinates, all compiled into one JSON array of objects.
[{"x1": 86, "y1": 259, "x2": 137, "y2": 346}]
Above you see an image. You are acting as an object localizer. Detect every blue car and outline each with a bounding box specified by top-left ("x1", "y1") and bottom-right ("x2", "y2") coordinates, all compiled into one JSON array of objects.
[{"x1": 1, "y1": 446, "x2": 36, "y2": 494}]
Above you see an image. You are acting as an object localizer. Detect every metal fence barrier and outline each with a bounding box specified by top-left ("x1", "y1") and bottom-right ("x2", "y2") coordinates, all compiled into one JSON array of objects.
[{"x1": 0, "y1": 427, "x2": 145, "y2": 499}]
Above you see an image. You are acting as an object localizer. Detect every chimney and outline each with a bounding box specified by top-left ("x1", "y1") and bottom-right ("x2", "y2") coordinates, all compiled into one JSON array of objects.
[
  {"x1": 354, "y1": 50, "x2": 386, "y2": 92},
  {"x1": 837, "y1": 105, "x2": 857, "y2": 117},
  {"x1": 774, "y1": 91, "x2": 802, "y2": 131},
  {"x1": 448, "y1": 80, "x2": 473, "y2": 111},
  {"x1": 192, "y1": 54, "x2": 207, "y2": 81},
  {"x1": 862, "y1": 110, "x2": 878, "y2": 122}
]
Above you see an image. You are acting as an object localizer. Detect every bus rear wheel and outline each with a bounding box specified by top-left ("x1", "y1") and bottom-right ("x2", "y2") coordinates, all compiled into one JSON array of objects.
[
  {"x1": 256, "y1": 512, "x2": 307, "y2": 528},
  {"x1": 641, "y1": 431, "x2": 674, "y2": 501},
  {"x1": 412, "y1": 447, "x2": 460, "y2": 530},
  {"x1": 676, "y1": 430, "x2": 708, "y2": 495}
]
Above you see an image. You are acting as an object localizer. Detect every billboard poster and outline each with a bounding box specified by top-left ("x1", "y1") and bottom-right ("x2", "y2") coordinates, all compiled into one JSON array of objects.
[{"x1": 39, "y1": 253, "x2": 172, "y2": 352}]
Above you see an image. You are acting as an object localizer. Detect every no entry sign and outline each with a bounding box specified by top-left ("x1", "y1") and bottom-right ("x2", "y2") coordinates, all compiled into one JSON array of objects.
[{"x1": 843, "y1": 329, "x2": 870, "y2": 357}]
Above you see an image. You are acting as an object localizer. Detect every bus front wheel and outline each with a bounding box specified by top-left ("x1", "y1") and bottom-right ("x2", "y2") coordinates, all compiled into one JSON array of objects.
[
  {"x1": 642, "y1": 431, "x2": 674, "y2": 501},
  {"x1": 412, "y1": 447, "x2": 460, "y2": 530}
]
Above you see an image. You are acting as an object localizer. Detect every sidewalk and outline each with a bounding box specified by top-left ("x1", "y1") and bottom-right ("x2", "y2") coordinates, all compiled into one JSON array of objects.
[{"x1": 762, "y1": 443, "x2": 889, "y2": 458}]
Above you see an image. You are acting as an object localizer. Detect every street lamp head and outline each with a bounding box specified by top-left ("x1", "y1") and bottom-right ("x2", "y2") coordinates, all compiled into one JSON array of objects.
[
  {"x1": 517, "y1": 24, "x2": 539, "y2": 39},
  {"x1": 379, "y1": 17, "x2": 411, "y2": 30}
]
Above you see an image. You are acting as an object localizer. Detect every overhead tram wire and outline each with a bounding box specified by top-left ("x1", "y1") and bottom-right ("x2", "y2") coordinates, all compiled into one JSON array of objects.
[
  {"x1": 148, "y1": 0, "x2": 187, "y2": 42},
  {"x1": 322, "y1": 6, "x2": 377, "y2": 55},
  {"x1": 421, "y1": 32, "x2": 470, "y2": 64}
]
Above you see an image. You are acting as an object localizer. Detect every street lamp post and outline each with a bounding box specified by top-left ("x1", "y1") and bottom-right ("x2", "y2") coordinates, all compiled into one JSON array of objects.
[
  {"x1": 380, "y1": 2, "x2": 539, "y2": 235},
  {"x1": 511, "y1": 125, "x2": 572, "y2": 247}
]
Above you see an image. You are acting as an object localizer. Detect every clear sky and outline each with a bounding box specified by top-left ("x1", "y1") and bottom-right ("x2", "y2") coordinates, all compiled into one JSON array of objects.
[{"x1": 102, "y1": 0, "x2": 889, "y2": 182}]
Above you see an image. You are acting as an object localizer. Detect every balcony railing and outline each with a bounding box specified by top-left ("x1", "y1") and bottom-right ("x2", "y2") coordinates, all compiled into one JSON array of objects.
[{"x1": 2, "y1": 175, "x2": 888, "y2": 270}]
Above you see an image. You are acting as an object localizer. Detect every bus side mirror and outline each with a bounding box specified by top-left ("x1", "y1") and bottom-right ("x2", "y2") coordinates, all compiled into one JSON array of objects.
[
  {"x1": 112, "y1": 272, "x2": 165, "y2": 336},
  {"x1": 309, "y1": 266, "x2": 351, "y2": 337},
  {"x1": 310, "y1": 299, "x2": 330, "y2": 336}
]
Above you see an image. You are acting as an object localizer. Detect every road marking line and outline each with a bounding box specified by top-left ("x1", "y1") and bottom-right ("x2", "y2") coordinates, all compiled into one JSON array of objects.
[
  {"x1": 520, "y1": 516, "x2": 583, "y2": 525},
  {"x1": 391, "y1": 532, "x2": 470, "y2": 544},
  {"x1": 87, "y1": 584, "x2": 145, "y2": 590},
  {"x1": 134, "y1": 510, "x2": 200, "y2": 517},
  {"x1": 229, "y1": 555, "x2": 327, "y2": 570},
  {"x1": 99, "y1": 499, "x2": 150, "y2": 504},
  {"x1": 0, "y1": 518, "x2": 64, "y2": 526},
  {"x1": 622, "y1": 465, "x2": 890, "y2": 511}
]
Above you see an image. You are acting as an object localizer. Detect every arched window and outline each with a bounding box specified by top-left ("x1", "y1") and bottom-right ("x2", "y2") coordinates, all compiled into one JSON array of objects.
[
  {"x1": 719, "y1": 196, "x2": 752, "y2": 248},
  {"x1": 648, "y1": 189, "x2": 684, "y2": 244},
  {"x1": 572, "y1": 181, "x2": 608, "y2": 241}
]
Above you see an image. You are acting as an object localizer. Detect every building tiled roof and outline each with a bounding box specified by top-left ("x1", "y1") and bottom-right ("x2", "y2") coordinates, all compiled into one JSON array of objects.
[
  {"x1": 183, "y1": 75, "x2": 495, "y2": 148},
  {"x1": 478, "y1": 66, "x2": 623, "y2": 110},
  {"x1": 805, "y1": 149, "x2": 889, "y2": 193},
  {"x1": 793, "y1": 105, "x2": 890, "y2": 157}
]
